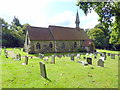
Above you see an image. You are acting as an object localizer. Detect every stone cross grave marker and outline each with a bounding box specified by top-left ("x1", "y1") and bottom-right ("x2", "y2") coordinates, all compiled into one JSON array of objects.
[
  {"x1": 51, "y1": 55, "x2": 55, "y2": 64},
  {"x1": 70, "y1": 54, "x2": 74, "y2": 61},
  {"x1": 111, "y1": 54, "x2": 115, "y2": 59},
  {"x1": 39, "y1": 62, "x2": 47, "y2": 78},
  {"x1": 97, "y1": 59, "x2": 104, "y2": 67},
  {"x1": 87, "y1": 57, "x2": 92, "y2": 65}
]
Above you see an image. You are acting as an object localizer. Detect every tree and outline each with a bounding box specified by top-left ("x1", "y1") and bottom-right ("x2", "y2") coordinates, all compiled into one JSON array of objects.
[
  {"x1": 87, "y1": 28, "x2": 107, "y2": 49},
  {"x1": 77, "y1": 1, "x2": 120, "y2": 50}
]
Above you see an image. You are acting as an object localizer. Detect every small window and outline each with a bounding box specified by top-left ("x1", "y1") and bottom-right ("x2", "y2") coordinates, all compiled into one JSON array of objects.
[
  {"x1": 62, "y1": 42, "x2": 65, "y2": 49},
  {"x1": 74, "y1": 42, "x2": 77, "y2": 48},
  {"x1": 49, "y1": 42, "x2": 53, "y2": 48},
  {"x1": 36, "y1": 43, "x2": 40, "y2": 49}
]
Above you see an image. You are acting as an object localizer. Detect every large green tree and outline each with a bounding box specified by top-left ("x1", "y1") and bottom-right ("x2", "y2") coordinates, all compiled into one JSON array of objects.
[
  {"x1": 87, "y1": 28, "x2": 107, "y2": 49},
  {"x1": 77, "y1": 1, "x2": 120, "y2": 49},
  {"x1": 1, "y1": 17, "x2": 27, "y2": 47}
]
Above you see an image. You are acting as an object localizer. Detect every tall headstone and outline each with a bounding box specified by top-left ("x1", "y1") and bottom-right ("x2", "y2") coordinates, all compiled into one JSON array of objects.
[
  {"x1": 98, "y1": 59, "x2": 104, "y2": 67},
  {"x1": 25, "y1": 56, "x2": 28, "y2": 65},
  {"x1": 87, "y1": 57, "x2": 92, "y2": 65},
  {"x1": 51, "y1": 55, "x2": 55, "y2": 64},
  {"x1": 39, "y1": 62, "x2": 47, "y2": 78},
  {"x1": 71, "y1": 54, "x2": 74, "y2": 61},
  {"x1": 18, "y1": 54, "x2": 21, "y2": 60}
]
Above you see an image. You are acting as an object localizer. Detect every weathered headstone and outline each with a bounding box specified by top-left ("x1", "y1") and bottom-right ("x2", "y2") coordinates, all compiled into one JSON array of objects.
[
  {"x1": 87, "y1": 57, "x2": 92, "y2": 65},
  {"x1": 24, "y1": 56, "x2": 28, "y2": 65},
  {"x1": 111, "y1": 54, "x2": 115, "y2": 59},
  {"x1": 97, "y1": 59, "x2": 104, "y2": 67},
  {"x1": 5, "y1": 51, "x2": 8, "y2": 58},
  {"x1": 70, "y1": 54, "x2": 74, "y2": 61},
  {"x1": 44, "y1": 57, "x2": 49, "y2": 63},
  {"x1": 76, "y1": 54, "x2": 80, "y2": 59},
  {"x1": 39, "y1": 62, "x2": 47, "y2": 78},
  {"x1": 51, "y1": 55, "x2": 55, "y2": 64}
]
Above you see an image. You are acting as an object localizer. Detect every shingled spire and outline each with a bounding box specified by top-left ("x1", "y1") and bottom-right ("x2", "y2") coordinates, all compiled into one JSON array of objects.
[{"x1": 75, "y1": 10, "x2": 80, "y2": 29}]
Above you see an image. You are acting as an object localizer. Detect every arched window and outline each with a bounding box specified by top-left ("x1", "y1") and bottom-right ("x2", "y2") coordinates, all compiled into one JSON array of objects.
[
  {"x1": 36, "y1": 43, "x2": 40, "y2": 49},
  {"x1": 62, "y1": 42, "x2": 65, "y2": 49},
  {"x1": 49, "y1": 42, "x2": 53, "y2": 48},
  {"x1": 74, "y1": 42, "x2": 77, "y2": 48}
]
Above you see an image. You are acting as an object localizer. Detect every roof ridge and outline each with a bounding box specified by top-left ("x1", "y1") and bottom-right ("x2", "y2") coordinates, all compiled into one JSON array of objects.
[{"x1": 49, "y1": 25, "x2": 75, "y2": 29}]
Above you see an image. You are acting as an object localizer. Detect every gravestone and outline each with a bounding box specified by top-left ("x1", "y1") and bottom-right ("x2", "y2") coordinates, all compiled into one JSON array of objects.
[
  {"x1": 44, "y1": 57, "x2": 49, "y2": 63},
  {"x1": 70, "y1": 54, "x2": 74, "y2": 61},
  {"x1": 111, "y1": 54, "x2": 115, "y2": 59},
  {"x1": 76, "y1": 54, "x2": 80, "y2": 59},
  {"x1": 18, "y1": 54, "x2": 21, "y2": 60},
  {"x1": 87, "y1": 57, "x2": 92, "y2": 65},
  {"x1": 98, "y1": 59, "x2": 104, "y2": 67},
  {"x1": 107, "y1": 53, "x2": 110, "y2": 56},
  {"x1": 77, "y1": 61, "x2": 88, "y2": 66},
  {"x1": 39, "y1": 62, "x2": 47, "y2": 78},
  {"x1": 51, "y1": 55, "x2": 55, "y2": 64},
  {"x1": 100, "y1": 56, "x2": 105, "y2": 61},
  {"x1": 24, "y1": 56, "x2": 28, "y2": 65}
]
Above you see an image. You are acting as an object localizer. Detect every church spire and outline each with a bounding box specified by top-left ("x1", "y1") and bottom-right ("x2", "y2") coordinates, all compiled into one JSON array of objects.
[{"x1": 75, "y1": 10, "x2": 80, "y2": 29}]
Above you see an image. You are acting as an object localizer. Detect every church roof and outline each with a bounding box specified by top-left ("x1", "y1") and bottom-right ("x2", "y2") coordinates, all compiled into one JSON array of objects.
[
  {"x1": 26, "y1": 25, "x2": 89, "y2": 41},
  {"x1": 27, "y1": 26, "x2": 53, "y2": 40}
]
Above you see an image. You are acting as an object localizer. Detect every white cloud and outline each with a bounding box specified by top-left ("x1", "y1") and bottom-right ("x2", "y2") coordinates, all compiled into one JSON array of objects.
[
  {"x1": 80, "y1": 10, "x2": 99, "y2": 29},
  {"x1": 49, "y1": 11, "x2": 75, "y2": 27},
  {"x1": 0, "y1": 0, "x2": 98, "y2": 29}
]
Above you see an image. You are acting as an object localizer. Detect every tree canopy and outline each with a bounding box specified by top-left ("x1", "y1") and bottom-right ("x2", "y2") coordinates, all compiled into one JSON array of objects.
[
  {"x1": 77, "y1": 1, "x2": 120, "y2": 50},
  {"x1": 1, "y1": 17, "x2": 29, "y2": 47}
]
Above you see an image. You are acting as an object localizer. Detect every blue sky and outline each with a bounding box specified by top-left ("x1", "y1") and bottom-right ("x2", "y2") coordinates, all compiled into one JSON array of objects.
[{"x1": 0, "y1": 0, "x2": 99, "y2": 29}]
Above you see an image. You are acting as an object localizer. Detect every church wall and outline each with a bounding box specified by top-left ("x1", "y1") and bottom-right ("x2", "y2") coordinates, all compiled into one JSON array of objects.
[
  {"x1": 29, "y1": 40, "x2": 55, "y2": 54},
  {"x1": 55, "y1": 40, "x2": 84, "y2": 53}
]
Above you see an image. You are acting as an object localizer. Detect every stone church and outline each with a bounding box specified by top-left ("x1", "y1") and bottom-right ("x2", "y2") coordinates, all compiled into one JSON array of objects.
[{"x1": 24, "y1": 11, "x2": 96, "y2": 54}]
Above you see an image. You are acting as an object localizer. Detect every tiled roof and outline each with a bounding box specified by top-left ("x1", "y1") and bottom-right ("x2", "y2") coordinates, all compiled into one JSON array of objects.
[
  {"x1": 27, "y1": 25, "x2": 89, "y2": 41},
  {"x1": 49, "y1": 25, "x2": 89, "y2": 40},
  {"x1": 27, "y1": 26, "x2": 53, "y2": 40}
]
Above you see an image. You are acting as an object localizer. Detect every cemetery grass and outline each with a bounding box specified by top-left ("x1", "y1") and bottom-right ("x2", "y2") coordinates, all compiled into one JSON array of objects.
[{"x1": 1, "y1": 48, "x2": 118, "y2": 88}]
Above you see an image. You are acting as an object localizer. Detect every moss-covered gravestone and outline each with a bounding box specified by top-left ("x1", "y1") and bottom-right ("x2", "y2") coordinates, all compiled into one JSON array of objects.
[
  {"x1": 98, "y1": 59, "x2": 104, "y2": 67},
  {"x1": 39, "y1": 62, "x2": 47, "y2": 78},
  {"x1": 111, "y1": 54, "x2": 115, "y2": 59},
  {"x1": 87, "y1": 57, "x2": 92, "y2": 65}
]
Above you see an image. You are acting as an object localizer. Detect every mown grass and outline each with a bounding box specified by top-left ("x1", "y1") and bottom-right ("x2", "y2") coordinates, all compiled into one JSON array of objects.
[{"x1": 1, "y1": 48, "x2": 119, "y2": 88}]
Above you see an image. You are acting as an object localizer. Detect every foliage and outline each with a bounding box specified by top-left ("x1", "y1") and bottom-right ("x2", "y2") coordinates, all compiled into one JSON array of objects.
[
  {"x1": 87, "y1": 28, "x2": 107, "y2": 49},
  {"x1": 77, "y1": 1, "x2": 120, "y2": 47},
  {"x1": 1, "y1": 17, "x2": 29, "y2": 47}
]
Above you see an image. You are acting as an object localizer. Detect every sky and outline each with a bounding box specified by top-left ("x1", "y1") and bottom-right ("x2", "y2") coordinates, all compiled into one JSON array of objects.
[{"x1": 0, "y1": 0, "x2": 99, "y2": 29}]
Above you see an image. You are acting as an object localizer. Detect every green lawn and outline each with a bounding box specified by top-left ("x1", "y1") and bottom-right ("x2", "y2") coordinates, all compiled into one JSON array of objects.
[{"x1": 1, "y1": 48, "x2": 119, "y2": 88}]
